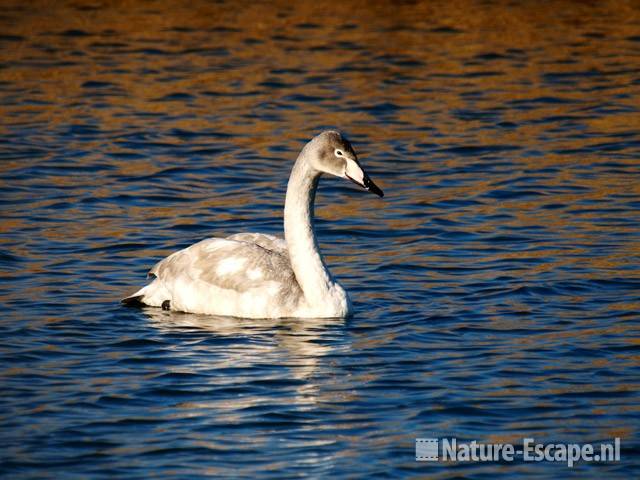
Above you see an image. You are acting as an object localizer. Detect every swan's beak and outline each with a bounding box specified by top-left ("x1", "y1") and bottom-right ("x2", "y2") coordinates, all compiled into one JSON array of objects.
[
  {"x1": 361, "y1": 172, "x2": 384, "y2": 197},
  {"x1": 344, "y1": 159, "x2": 384, "y2": 198}
]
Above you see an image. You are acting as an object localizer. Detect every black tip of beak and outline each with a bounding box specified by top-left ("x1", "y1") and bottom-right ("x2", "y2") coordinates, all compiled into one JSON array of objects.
[{"x1": 363, "y1": 174, "x2": 384, "y2": 198}]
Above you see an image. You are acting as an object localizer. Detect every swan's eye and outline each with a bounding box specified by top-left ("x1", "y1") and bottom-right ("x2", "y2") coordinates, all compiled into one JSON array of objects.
[{"x1": 335, "y1": 149, "x2": 344, "y2": 157}]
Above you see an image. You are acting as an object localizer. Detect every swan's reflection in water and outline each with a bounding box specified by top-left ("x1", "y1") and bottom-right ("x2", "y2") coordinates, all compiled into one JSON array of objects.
[{"x1": 142, "y1": 308, "x2": 350, "y2": 412}]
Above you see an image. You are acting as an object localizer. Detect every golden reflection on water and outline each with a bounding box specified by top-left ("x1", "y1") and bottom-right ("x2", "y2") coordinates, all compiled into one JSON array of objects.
[{"x1": 3, "y1": 0, "x2": 640, "y2": 139}]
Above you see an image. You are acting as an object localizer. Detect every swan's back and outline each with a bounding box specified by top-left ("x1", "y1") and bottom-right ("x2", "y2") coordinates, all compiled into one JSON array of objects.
[{"x1": 225, "y1": 232, "x2": 287, "y2": 255}]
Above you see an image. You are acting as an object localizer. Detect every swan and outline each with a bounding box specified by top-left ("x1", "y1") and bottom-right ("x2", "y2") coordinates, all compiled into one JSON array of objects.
[{"x1": 122, "y1": 130, "x2": 384, "y2": 318}]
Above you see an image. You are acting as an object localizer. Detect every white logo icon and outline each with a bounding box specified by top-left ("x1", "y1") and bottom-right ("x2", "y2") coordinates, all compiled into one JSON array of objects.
[{"x1": 416, "y1": 438, "x2": 439, "y2": 461}]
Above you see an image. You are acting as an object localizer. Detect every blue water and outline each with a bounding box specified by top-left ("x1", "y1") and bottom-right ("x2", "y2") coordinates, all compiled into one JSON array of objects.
[{"x1": 1, "y1": 1, "x2": 640, "y2": 478}]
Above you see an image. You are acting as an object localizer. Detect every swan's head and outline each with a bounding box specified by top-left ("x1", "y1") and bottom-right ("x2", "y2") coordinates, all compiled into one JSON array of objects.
[{"x1": 307, "y1": 130, "x2": 384, "y2": 198}]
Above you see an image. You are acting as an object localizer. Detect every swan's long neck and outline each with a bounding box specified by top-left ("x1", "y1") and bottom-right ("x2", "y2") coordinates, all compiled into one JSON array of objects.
[{"x1": 284, "y1": 151, "x2": 334, "y2": 309}]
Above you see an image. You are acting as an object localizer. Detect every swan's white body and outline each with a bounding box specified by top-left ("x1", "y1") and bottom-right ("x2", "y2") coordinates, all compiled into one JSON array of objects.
[{"x1": 123, "y1": 131, "x2": 383, "y2": 318}]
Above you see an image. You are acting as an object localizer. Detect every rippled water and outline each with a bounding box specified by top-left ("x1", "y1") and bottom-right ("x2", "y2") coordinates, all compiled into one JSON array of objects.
[{"x1": 2, "y1": 1, "x2": 640, "y2": 478}]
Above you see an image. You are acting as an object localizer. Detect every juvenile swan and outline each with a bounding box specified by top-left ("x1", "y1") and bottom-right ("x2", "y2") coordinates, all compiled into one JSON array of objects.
[{"x1": 122, "y1": 131, "x2": 384, "y2": 318}]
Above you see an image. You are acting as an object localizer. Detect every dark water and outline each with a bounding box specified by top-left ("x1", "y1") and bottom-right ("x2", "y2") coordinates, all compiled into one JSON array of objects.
[{"x1": 1, "y1": 1, "x2": 640, "y2": 478}]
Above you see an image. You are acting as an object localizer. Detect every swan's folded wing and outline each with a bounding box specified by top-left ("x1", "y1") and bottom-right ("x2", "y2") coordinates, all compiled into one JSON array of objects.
[
  {"x1": 150, "y1": 237, "x2": 296, "y2": 294},
  {"x1": 134, "y1": 236, "x2": 303, "y2": 316}
]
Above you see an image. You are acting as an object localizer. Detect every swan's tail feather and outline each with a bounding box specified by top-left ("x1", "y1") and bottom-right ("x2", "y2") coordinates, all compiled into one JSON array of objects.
[
  {"x1": 121, "y1": 294, "x2": 145, "y2": 306},
  {"x1": 121, "y1": 284, "x2": 151, "y2": 307},
  {"x1": 121, "y1": 282, "x2": 168, "y2": 308}
]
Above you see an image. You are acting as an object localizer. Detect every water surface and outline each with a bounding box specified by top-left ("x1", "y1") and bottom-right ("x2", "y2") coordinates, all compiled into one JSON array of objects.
[{"x1": 1, "y1": 1, "x2": 640, "y2": 478}]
